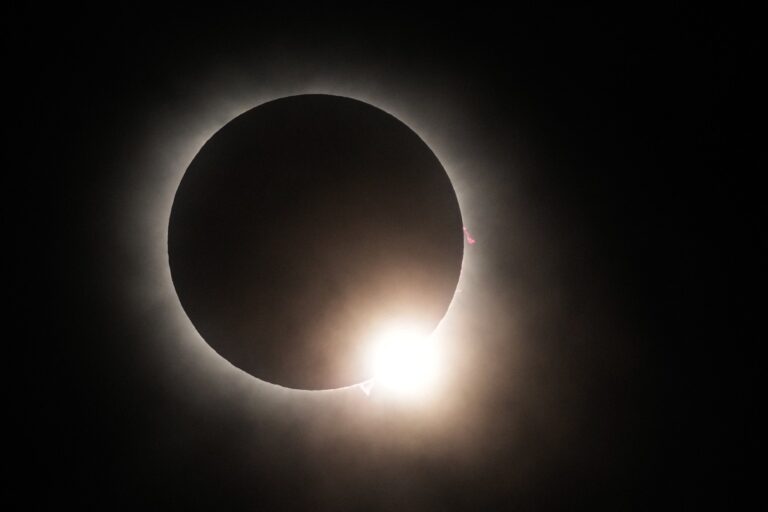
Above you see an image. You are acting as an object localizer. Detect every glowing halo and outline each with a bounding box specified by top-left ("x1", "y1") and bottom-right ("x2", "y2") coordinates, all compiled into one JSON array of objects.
[{"x1": 112, "y1": 64, "x2": 490, "y2": 402}]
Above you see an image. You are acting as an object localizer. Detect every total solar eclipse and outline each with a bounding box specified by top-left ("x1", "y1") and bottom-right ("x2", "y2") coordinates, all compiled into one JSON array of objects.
[{"x1": 168, "y1": 94, "x2": 464, "y2": 390}]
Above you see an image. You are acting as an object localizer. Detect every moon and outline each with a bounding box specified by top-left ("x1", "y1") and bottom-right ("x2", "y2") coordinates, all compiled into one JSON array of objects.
[{"x1": 168, "y1": 94, "x2": 464, "y2": 390}]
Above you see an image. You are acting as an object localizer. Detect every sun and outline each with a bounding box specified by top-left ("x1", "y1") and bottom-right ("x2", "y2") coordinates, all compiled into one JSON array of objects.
[{"x1": 367, "y1": 322, "x2": 442, "y2": 398}]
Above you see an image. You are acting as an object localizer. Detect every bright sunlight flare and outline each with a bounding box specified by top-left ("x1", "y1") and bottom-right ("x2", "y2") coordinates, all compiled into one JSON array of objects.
[{"x1": 368, "y1": 322, "x2": 442, "y2": 398}]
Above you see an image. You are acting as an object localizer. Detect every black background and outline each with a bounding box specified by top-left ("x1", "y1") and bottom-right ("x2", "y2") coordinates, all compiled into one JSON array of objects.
[{"x1": 14, "y1": 6, "x2": 755, "y2": 510}]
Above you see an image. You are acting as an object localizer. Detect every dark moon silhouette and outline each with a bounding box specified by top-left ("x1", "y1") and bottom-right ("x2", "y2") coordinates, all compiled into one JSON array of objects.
[{"x1": 168, "y1": 94, "x2": 463, "y2": 390}]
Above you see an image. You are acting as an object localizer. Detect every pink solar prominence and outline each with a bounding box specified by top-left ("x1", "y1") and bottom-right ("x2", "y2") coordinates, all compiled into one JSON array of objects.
[{"x1": 463, "y1": 227, "x2": 476, "y2": 245}]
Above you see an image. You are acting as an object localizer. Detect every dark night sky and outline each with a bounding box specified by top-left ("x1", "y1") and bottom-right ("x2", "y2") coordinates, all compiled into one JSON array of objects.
[{"x1": 14, "y1": 7, "x2": 755, "y2": 510}]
